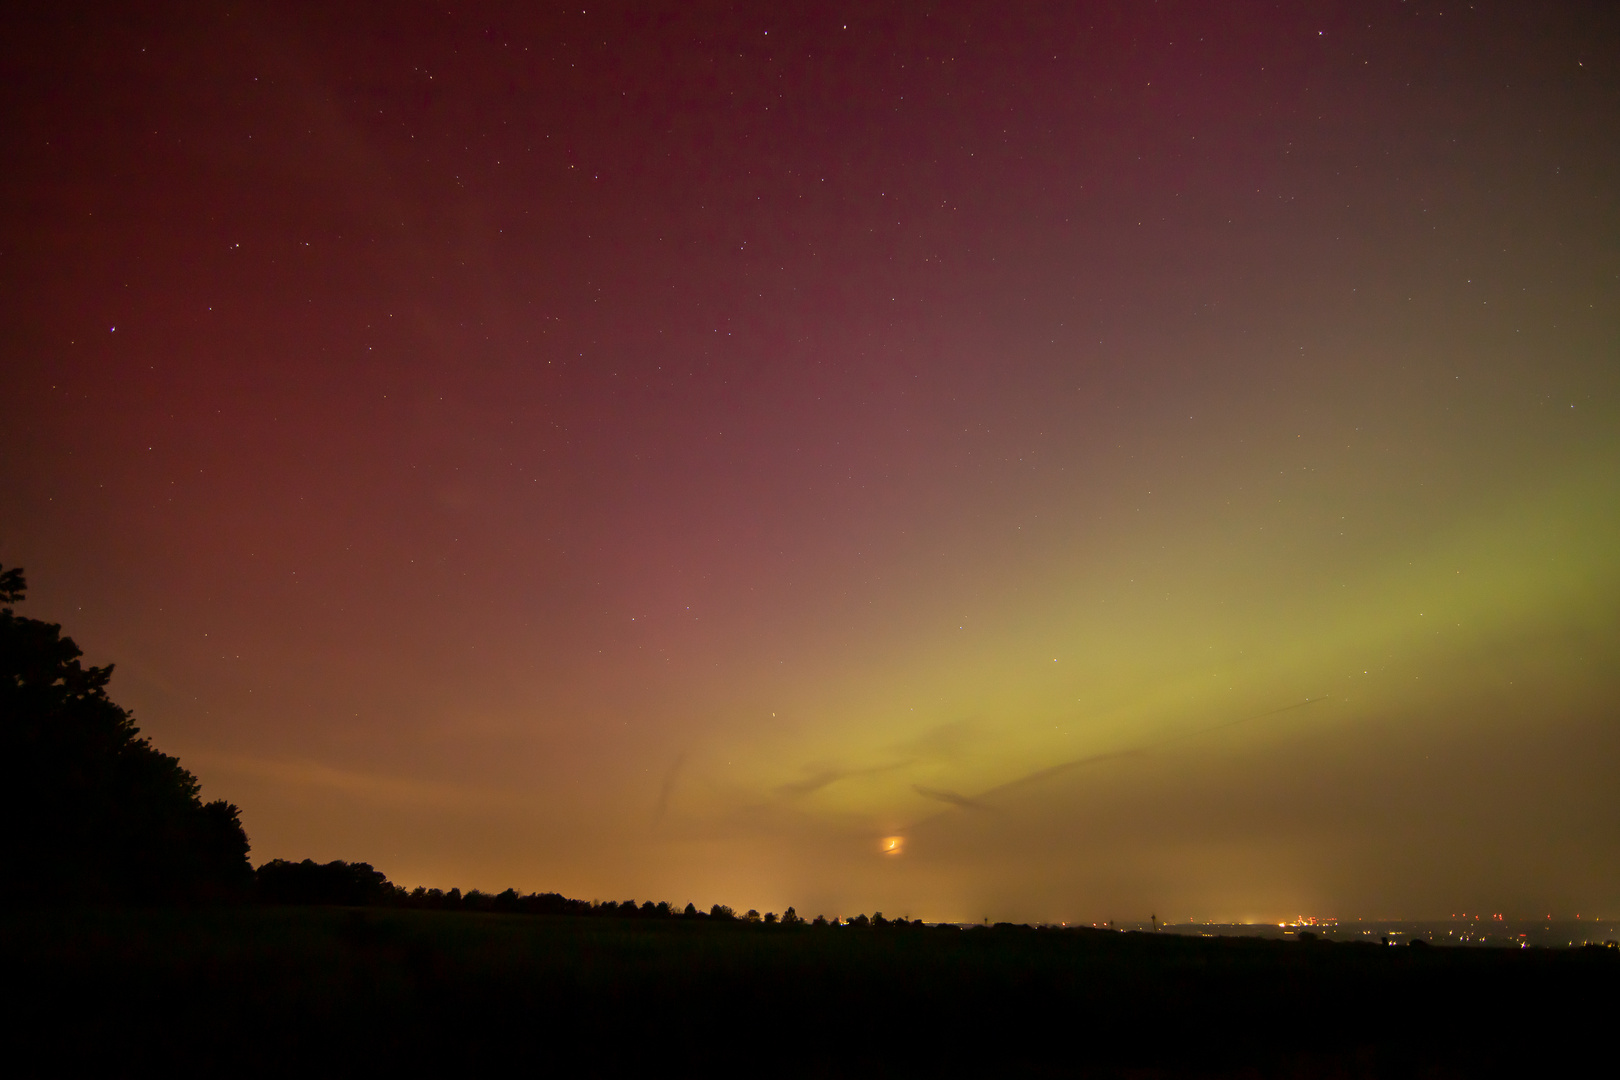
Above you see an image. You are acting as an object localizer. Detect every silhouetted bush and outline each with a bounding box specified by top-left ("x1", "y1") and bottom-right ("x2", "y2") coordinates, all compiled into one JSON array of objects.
[
  {"x1": 0, "y1": 565, "x2": 252, "y2": 905},
  {"x1": 256, "y1": 859, "x2": 399, "y2": 906}
]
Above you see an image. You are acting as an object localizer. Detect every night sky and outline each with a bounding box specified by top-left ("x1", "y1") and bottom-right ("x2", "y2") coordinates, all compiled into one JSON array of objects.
[{"x1": 4, "y1": 2, "x2": 1617, "y2": 923}]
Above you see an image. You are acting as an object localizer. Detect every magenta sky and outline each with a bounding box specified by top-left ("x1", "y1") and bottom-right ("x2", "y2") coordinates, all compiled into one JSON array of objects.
[{"x1": 4, "y1": 2, "x2": 1618, "y2": 923}]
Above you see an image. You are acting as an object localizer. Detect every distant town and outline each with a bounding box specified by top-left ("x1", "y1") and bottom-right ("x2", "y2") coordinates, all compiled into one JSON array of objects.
[{"x1": 1155, "y1": 917, "x2": 1616, "y2": 949}]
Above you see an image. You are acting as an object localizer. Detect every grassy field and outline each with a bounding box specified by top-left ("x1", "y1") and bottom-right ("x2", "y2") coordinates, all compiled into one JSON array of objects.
[{"x1": 3, "y1": 906, "x2": 1614, "y2": 1076}]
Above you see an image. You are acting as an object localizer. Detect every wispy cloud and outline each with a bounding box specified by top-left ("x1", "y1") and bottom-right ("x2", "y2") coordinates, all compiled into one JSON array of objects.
[
  {"x1": 775, "y1": 760, "x2": 910, "y2": 798},
  {"x1": 912, "y1": 785, "x2": 990, "y2": 811},
  {"x1": 653, "y1": 751, "x2": 687, "y2": 825},
  {"x1": 187, "y1": 752, "x2": 522, "y2": 813}
]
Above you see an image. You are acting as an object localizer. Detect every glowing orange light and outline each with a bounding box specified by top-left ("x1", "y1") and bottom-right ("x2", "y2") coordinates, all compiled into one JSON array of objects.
[{"x1": 881, "y1": 835, "x2": 904, "y2": 856}]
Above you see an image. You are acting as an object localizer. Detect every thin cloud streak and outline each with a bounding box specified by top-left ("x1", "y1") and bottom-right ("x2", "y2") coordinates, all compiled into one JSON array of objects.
[
  {"x1": 908, "y1": 698, "x2": 1334, "y2": 826},
  {"x1": 912, "y1": 785, "x2": 991, "y2": 811}
]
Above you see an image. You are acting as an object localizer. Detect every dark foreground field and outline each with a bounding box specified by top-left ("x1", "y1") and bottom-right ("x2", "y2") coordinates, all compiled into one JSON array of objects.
[{"x1": 3, "y1": 907, "x2": 1614, "y2": 1077}]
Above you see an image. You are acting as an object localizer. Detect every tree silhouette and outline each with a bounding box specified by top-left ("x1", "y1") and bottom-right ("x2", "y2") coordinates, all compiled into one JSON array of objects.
[
  {"x1": 255, "y1": 859, "x2": 396, "y2": 906},
  {"x1": 0, "y1": 564, "x2": 251, "y2": 903}
]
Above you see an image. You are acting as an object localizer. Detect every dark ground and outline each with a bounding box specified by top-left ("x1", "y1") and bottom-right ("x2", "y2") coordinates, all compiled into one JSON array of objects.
[{"x1": 2, "y1": 907, "x2": 1613, "y2": 1077}]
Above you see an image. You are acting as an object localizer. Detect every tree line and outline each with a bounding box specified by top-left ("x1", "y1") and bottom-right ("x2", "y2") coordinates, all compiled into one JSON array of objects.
[
  {"x1": 254, "y1": 855, "x2": 934, "y2": 928},
  {"x1": 1, "y1": 562, "x2": 943, "y2": 925},
  {"x1": 0, "y1": 565, "x2": 251, "y2": 904}
]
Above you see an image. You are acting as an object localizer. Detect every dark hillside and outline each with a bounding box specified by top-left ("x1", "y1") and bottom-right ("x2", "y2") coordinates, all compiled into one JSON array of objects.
[{"x1": 1, "y1": 906, "x2": 1613, "y2": 1076}]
